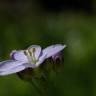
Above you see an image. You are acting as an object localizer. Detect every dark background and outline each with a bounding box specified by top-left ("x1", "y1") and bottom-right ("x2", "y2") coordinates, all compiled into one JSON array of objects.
[{"x1": 0, "y1": 0, "x2": 96, "y2": 96}]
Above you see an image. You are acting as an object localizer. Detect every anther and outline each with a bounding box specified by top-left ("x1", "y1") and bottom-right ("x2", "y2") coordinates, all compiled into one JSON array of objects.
[
  {"x1": 32, "y1": 48, "x2": 35, "y2": 53},
  {"x1": 23, "y1": 48, "x2": 38, "y2": 64},
  {"x1": 24, "y1": 50, "x2": 27, "y2": 56},
  {"x1": 28, "y1": 50, "x2": 32, "y2": 56},
  {"x1": 24, "y1": 50, "x2": 30, "y2": 56}
]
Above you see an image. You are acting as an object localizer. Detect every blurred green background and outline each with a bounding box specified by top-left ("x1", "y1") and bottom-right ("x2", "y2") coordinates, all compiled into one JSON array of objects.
[{"x1": 0, "y1": 0, "x2": 96, "y2": 96}]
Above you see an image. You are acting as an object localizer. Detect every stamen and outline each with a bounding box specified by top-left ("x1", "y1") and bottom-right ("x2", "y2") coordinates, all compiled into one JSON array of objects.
[
  {"x1": 24, "y1": 50, "x2": 30, "y2": 56},
  {"x1": 24, "y1": 50, "x2": 27, "y2": 56},
  {"x1": 29, "y1": 48, "x2": 38, "y2": 63},
  {"x1": 28, "y1": 50, "x2": 32, "y2": 56},
  {"x1": 23, "y1": 48, "x2": 38, "y2": 64},
  {"x1": 32, "y1": 48, "x2": 36, "y2": 53}
]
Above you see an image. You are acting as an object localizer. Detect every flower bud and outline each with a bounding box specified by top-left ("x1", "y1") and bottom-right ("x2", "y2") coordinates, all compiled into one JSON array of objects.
[{"x1": 52, "y1": 52, "x2": 64, "y2": 72}]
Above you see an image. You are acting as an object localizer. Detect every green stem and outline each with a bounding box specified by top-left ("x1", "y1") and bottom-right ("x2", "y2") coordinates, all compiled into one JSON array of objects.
[{"x1": 30, "y1": 78, "x2": 47, "y2": 96}]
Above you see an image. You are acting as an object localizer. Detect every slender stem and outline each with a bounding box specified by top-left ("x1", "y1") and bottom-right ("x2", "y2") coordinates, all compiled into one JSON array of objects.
[
  {"x1": 30, "y1": 78, "x2": 47, "y2": 96},
  {"x1": 31, "y1": 81, "x2": 42, "y2": 95}
]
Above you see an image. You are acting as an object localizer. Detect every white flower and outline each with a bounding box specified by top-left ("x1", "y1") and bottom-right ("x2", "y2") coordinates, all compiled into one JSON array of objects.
[{"x1": 0, "y1": 44, "x2": 66, "y2": 76}]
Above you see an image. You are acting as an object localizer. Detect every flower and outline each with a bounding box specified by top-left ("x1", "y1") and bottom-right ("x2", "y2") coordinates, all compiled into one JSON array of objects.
[{"x1": 0, "y1": 44, "x2": 66, "y2": 76}]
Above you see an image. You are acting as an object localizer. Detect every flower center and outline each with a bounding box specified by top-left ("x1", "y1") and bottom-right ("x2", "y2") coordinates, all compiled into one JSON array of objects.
[{"x1": 24, "y1": 48, "x2": 39, "y2": 64}]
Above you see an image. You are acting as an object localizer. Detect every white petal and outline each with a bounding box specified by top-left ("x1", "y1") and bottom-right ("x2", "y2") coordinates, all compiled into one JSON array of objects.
[
  {"x1": 28, "y1": 45, "x2": 41, "y2": 59},
  {"x1": 0, "y1": 65, "x2": 25, "y2": 76},
  {"x1": 0, "y1": 60, "x2": 25, "y2": 71},
  {"x1": 42, "y1": 44, "x2": 66, "y2": 58},
  {"x1": 11, "y1": 50, "x2": 28, "y2": 62}
]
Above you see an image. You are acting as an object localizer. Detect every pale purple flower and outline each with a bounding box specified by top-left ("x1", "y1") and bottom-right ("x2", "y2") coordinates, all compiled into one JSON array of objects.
[{"x1": 0, "y1": 44, "x2": 66, "y2": 76}]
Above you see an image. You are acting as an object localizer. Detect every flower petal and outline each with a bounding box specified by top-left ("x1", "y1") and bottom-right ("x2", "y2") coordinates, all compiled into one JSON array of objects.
[
  {"x1": 42, "y1": 44, "x2": 66, "y2": 58},
  {"x1": 28, "y1": 45, "x2": 41, "y2": 59},
  {"x1": 24, "y1": 54, "x2": 47, "y2": 68},
  {"x1": 0, "y1": 65, "x2": 25, "y2": 76},
  {"x1": 23, "y1": 63, "x2": 36, "y2": 68},
  {"x1": 10, "y1": 50, "x2": 17, "y2": 58},
  {"x1": 10, "y1": 50, "x2": 28, "y2": 62},
  {"x1": 0, "y1": 60, "x2": 25, "y2": 71},
  {"x1": 35, "y1": 54, "x2": 47, "y2": 67},
  {"x1": 52, "y1": 52, "x2": 62, "y2": 60}
]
